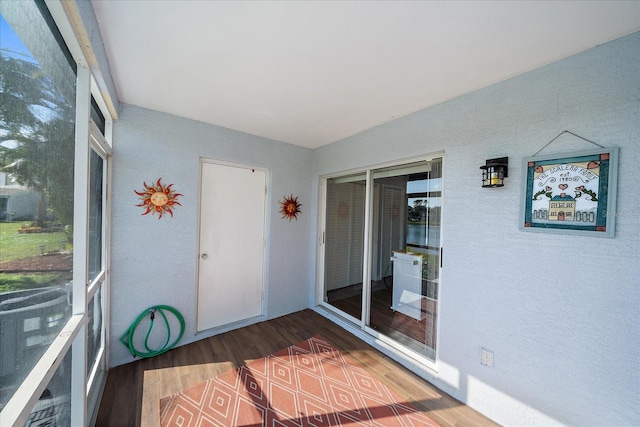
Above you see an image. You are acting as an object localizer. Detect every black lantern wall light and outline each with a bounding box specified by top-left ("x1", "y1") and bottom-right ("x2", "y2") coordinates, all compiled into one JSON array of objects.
[{"x1": 480, "y1": 157, "x2": 508, "y2": 188}]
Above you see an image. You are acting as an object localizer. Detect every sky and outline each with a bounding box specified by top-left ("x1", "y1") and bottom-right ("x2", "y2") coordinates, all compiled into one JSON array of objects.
[
  {"x1": 1, "y1": 12, "x2": 67, "y2": 129},
  {"x1": 0, "y1": 14, "x2": 37, "y2": 63}
]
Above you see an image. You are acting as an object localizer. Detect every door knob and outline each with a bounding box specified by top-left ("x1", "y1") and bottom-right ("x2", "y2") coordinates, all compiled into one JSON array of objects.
[{"x1": 201, "y1": 253, "x2": 208, "y2": 259}]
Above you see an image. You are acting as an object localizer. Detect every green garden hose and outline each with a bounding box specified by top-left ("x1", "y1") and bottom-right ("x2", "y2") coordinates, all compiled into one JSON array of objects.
[{"x1": 120, "y1": 305, "x2": 185, "y2": 358}]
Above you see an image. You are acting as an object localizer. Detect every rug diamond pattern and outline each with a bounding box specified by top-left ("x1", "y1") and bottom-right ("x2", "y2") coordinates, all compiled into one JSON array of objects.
[
  {"x1": 160, "y1": 336, "x2": 439, "y2": 427},
  {"x1": 206, "y1": 385, "x2": 233, "y2": 418}
]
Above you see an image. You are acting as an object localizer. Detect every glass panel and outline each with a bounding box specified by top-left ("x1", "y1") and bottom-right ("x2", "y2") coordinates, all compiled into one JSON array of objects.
[
  {"x1": 23, "y1": 350, "x2": 71, "y2": 427},
  {"x1": 90, "y1": 97, "x2": 106, "y2": 136},
  {"x1": 87, "y1": 285, "x2": 103, "y2": 377},
  {"x1": 323, "y1": 173, "x2": 366, "y2": 320},
  {"x1": 88, "y1": 149, "x2": 103, "y2": 281},
  {"x1": 0, "y1": 4, "x2": 76, "y2": 407},
  {"x1": 368, "y1": 159, "x2": 442, "y2": 360}
]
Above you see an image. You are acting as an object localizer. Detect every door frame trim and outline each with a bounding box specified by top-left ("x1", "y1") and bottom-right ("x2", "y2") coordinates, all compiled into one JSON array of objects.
[{"x1": 195, "y1": 158, "x2": 269, "y2": 332}]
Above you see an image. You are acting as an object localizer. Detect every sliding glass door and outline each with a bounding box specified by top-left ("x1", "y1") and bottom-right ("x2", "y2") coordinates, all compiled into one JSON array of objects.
[
  {"x1": 367, "y1": 159, "x2": 441, "y2": 359},
  {"x1": 323, "y1": 173, "x2": 366, "y2": 321},
  {"x1": 321, "y1": 158, "x2": 442, "y2": 362}
]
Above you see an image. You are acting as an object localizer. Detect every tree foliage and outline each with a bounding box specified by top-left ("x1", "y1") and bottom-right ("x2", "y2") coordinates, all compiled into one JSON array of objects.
[
  {"x1": 0, "y1": 52, "x2": 75, "y2": 227},
  {"x1": 408, "y1": 199, "x2": 441, "y2": 225},
  {"x1": 408, "y1": 199, "x2": 427, "y2": 222}
]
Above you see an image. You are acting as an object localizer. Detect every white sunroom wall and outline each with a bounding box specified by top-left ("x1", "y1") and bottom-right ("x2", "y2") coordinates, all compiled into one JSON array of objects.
[
  {"x1": 109, "y1": 104, "x2": 313, "y2": 368},
  {"x1": 312, "y1": 32, "x2": 640, "y2": 426}
]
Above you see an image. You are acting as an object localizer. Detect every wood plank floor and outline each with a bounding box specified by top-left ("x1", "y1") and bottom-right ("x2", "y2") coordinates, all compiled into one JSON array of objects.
[
  {"x1": 330, "y1": 285, "x2": 438, "y2": 350},
  {"x1": 95, "y1": 309, "x2": 498, "y2": 426}
]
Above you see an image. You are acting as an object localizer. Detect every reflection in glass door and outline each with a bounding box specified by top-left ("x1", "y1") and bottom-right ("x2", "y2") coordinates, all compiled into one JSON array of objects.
[
  {"x1": 321, "y1": 158, "x2": 442, "y2": 362},
  {"x1": 367, "y1": 159, "x2": 441, "y2": 360},
  {"x1": 323, "y1": 173, "x2": 366, "y2": 320}
]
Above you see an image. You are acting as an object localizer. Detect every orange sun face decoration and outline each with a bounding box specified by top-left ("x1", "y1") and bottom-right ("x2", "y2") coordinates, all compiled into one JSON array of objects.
[
  {"x1": 134, "y1": 178, "x2": 183, "y2": 219},
  {"x1": 279, "y1": 194, "x2": 302, "y2": 221}
]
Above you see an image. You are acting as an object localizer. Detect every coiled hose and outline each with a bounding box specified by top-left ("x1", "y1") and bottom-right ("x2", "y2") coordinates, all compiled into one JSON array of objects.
[{"x1": 120, "y1": 305, "x2": 185, "y2": 358}]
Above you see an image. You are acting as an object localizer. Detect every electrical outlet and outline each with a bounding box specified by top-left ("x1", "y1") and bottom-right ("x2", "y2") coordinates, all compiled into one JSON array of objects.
[{"x1": 481, "y1": 348, "x2": 494, "y2": 367}]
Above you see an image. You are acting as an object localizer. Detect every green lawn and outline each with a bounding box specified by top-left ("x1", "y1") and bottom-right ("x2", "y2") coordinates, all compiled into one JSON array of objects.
[
  {"x1": 0, "y1": 273, "x2": 67, "y2": 294},
  {"x1": 0, "y1": 222, "x2": 68, "y2": 263},
  {"x1": 0, "y1": 222, "x2": 71, "y2": 293}
]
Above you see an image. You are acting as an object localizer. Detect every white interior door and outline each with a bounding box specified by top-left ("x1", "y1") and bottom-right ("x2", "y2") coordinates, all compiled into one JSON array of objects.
[{"x1": 197, "y1": 161, "x2": 266, "y2": 331}]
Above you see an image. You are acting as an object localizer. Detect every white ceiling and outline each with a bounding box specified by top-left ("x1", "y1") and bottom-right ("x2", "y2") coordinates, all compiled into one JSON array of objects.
[{"x1": 91, "y1": 1, "x2": 640, "y2": 149}]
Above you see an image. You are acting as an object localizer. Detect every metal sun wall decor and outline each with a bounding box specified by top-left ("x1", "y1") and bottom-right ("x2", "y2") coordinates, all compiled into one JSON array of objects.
[
  {"x1": 134, "y1": 178, "x2": 183, "y2": 219},
  {"x1": 521, "y1": 146, "x2": 619, "y2": 237},
  {"x1": 279, "y1": 194, "x2": 302, "y2": 221}
]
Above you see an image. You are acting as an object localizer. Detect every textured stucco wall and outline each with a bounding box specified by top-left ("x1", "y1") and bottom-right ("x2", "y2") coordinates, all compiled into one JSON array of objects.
[
  {"x1": 109, "y1": 105, "x2": 313, "y2": 367},
  {"x1": 313, "y1": 32, "x2": 640, "y2": 426}
]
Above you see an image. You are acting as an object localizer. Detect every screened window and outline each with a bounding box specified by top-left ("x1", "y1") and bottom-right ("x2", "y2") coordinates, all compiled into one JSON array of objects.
[
  {"x1": 23, "y1": 351, "x2": 72, "y2": 426},
  {"x1": 0, "y1": 3, "x2": 76, "y2": 408},
  {"x1": 88, "y1": 149, "x2": 104, "y2": 281},
  {"x1": 0, "y1": 1, "x2": 111, "y2": 424}
]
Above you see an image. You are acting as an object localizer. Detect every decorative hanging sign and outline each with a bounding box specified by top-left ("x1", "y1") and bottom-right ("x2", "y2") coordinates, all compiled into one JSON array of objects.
[
  {"x1": 279, "y1": 194, "x2": 302, "y2": 221},
  {"x1": 134, "y1": 178, "x2": 183, "y2": 219},
  {"x1": 521, "y1": 146, "x2": 618, "y2": 237}
]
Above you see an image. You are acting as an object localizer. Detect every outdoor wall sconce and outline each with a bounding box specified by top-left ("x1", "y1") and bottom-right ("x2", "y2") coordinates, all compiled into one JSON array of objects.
[{"x1": 480, "y1": 157, "x2": 508, "y2": 188}]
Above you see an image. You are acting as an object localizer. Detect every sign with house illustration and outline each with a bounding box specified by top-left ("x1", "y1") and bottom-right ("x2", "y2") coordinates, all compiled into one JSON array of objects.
[{"x1": 521, "y1": 147, "x2": 618, "y2": 237}]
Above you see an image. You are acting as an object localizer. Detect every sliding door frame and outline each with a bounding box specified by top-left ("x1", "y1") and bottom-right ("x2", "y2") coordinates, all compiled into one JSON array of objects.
[{"x1": 317, "y1": 153, "x2": 444, "y2": 372}]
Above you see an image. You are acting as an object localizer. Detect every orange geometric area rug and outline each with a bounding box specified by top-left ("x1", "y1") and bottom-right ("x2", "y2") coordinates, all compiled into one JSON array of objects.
[{"x1": 159, "y1": 336, "x2": 439, "y2": 426}]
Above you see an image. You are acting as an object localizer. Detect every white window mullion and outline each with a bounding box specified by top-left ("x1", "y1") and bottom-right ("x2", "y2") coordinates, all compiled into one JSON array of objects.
[
  {"x1": 87, "y1": 121, "x2": 111, "y2": 423},
  {"x1": 70, "y1": 63, "x2": 91, "y2": 427},
  {"x1": 103, "y1": 135, "x2": 112, "y2": 372}
]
